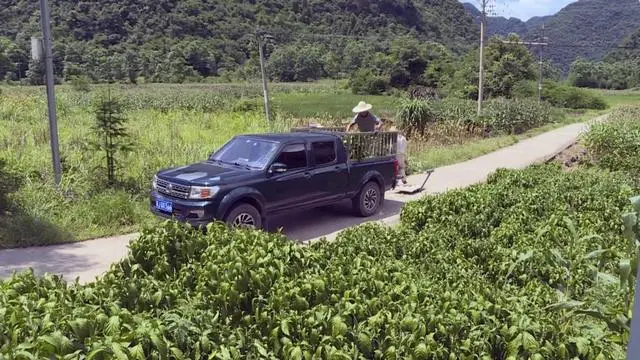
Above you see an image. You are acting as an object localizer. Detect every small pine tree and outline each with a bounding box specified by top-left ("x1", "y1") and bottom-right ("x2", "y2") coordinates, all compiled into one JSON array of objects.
[{"x1": 92, "y1": 90, "x2": 132, "y2": 185}]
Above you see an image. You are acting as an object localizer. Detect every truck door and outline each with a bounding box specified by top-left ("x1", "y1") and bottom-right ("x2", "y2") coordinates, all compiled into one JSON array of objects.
[
  {"x1": 308, "y1": 140, "x2": 349, "y2": 203},
  {"x1": 263, "y1": 143, "x2": 313, "y2": 213}
]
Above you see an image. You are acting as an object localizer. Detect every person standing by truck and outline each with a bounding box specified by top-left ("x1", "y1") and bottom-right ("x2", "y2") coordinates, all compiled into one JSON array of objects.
[
  {"x1": 346, "y1": 101, "x2": 383, "y2": 132},
  {"x1": 389, "y1": 126, "x2": 408, "y2": 185}
]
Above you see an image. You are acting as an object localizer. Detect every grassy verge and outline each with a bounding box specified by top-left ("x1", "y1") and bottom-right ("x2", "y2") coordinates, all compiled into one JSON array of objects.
[{"x1": 408, "y1": 110, "x2": 604, "y2": 171}]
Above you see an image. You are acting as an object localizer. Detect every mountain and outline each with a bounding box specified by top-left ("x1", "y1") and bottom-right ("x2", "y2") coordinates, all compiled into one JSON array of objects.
[
  {"x1": 463, "y1": 0, "x2": 640, "y2": 71},
  {"x1": 0, "y1": 0, "x2": 478, "y2": 83}
]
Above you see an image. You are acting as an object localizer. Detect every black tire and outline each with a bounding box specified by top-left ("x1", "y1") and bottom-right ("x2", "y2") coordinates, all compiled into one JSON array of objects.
[
  {"x1": 225, "y1": 204, "x2": 263, "y2": 230},
  {"x1": 353, "y1": 181, "x2": 382, "y2": 217}
]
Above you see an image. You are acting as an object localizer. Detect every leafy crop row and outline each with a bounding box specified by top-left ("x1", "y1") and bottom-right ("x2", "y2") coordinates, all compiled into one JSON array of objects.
[
  {"x1": 1, "y1": 163, "x2": 637, "y2": 359},
  {"x1": 397, "y1": 98, "x2": 556, "y2": 137},
  {"x1": 585, "y1": 105, "x2": 640, "y2": 177}
]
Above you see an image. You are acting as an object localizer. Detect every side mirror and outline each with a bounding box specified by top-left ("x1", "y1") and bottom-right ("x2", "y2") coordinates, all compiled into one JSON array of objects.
[{"x1": 269, "y1": 163, "x2": 288, "y2": 174}]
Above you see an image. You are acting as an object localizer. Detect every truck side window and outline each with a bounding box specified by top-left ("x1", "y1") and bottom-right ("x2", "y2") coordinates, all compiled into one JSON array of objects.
[
  {"x1": 312, "y1": 141, "x2": 336, "y2": 166},
  {"x1": 275, "y1": 144, "x2": 307, "y2": 170}
]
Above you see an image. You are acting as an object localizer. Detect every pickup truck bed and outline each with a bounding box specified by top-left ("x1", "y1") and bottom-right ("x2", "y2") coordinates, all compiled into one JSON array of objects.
[{"x1": 150, "y1": 130, "x2": 398, "y2": 229}]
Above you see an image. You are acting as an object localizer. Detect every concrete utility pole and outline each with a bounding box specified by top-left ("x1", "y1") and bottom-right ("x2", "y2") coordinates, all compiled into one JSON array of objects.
[
  {"x1": 256, "y1": 30, "x2": 273, "y2": 122},
  {"x1": 476, "y1": 0, "x2": 490, "y2": 116},
  {"x1": 38, "y1": 0, "x2": 62, "y2": 186}
]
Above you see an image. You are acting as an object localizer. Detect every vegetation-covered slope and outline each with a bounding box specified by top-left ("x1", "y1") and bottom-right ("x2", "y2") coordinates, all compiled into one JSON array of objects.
[
  {"x1": 0, "y1": 0, "x2": 477, "y2": 83},
  {"x1": 464, "y1": 0, "x2": 640, "y2": 71}
]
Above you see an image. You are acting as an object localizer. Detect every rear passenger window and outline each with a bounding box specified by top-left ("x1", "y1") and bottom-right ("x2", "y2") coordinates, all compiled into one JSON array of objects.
[
  {"x1": 276, "y1": 144, "x2": 307, "y2": 169},
  {"x1": 312, "y1": 141, "x2": 336, "y2": 165}
]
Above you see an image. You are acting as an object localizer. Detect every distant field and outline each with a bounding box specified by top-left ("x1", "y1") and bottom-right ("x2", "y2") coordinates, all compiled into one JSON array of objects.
[
  {"x1": 273, "y1": 93, "x2": 398, "y2": 120},
  {"x1": 594, "y1": 89, "x2": 640, "y2": 107}
]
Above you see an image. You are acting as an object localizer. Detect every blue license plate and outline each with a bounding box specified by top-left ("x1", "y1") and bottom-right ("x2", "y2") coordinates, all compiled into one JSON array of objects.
[{"x1": 156, "y1": 200, "x2": 173, "y2": 213}]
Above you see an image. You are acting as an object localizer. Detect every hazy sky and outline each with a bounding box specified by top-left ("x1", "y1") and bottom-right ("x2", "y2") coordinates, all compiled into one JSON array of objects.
[{"x1": 467, "y1": 0, "x2": 578, "y2": 21}]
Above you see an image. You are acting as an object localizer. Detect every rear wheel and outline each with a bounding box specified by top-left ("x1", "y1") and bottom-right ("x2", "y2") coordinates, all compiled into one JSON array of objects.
[
  {"x1": 353, "y1": 181, "x2": 382, "y2": 217},
  {"x1": 225, "y1": 204, "x2": 262, "y2": 230}
]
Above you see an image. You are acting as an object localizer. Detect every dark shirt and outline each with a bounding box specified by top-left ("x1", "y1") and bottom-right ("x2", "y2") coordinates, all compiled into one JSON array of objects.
[{"x1": 350, "y1": 113, "x2": 381, "y2": 132}]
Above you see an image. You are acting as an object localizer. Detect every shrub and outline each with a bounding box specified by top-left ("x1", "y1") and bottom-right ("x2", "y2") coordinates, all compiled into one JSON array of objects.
[
  {"x1": 69, "y1": 75, "x2": 91, "y2": 92},
  {"x1": 512, "y1": 79, "x2": 537, "y2": 99},
  {"x1": 396, "y1": 99, "x2": 435, "y2": 136},
  {"x1": 585, "y1": 105, "x2": 640, "y2": 176},
  {"x1": 231, "y1": 98, "x2": 260, "y2": 113},
  {"x1": 349, "y1": 68, "x2": 389, "y2": 95},
  {"x1": 542, "y1": 81, "x2": 608, "y2": 110}
]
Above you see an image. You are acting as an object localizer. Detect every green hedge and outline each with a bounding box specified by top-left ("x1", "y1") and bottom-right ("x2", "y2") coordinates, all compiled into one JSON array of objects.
[{"x1": 543, "y1": 81, "x2": 608, "y2": 110}]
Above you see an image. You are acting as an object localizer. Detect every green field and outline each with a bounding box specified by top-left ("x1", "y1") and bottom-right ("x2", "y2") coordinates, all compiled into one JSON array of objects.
[{"x1": 0, "y1": 83, "x2": 633, "y2": 248}]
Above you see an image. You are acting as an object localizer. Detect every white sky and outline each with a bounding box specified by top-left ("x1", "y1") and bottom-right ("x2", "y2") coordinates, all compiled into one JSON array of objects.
[{"x1": 466, "y1": 0, "x2": 578, "y2": 21}]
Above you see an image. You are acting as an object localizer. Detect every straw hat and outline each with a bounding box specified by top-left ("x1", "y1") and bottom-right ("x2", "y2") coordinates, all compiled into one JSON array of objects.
[{"x1": 352, "y1": 101, "x2": 373, "y2": 113}]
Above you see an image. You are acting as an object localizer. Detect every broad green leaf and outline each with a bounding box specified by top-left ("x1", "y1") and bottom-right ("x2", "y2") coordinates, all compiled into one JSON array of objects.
[
  {"x1": 150, "y1": 333, "x2": 168, "y2": 360},
  {"x1": 281, "y1": 320, "x2": 291, "y2": 337}
]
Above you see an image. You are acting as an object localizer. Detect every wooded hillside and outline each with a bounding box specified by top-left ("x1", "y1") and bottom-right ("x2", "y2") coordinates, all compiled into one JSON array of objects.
[
  {"x1": 0, "y1": 0, "x2": 477, "y2": 83},
  {"x1": 464, "y1": 0, "x2": 640, "y2": 71}
]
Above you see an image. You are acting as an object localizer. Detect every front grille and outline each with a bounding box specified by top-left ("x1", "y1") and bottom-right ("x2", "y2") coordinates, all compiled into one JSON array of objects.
[{"x1": 157, "y1": 178, "x2": 190, "y2": 199}]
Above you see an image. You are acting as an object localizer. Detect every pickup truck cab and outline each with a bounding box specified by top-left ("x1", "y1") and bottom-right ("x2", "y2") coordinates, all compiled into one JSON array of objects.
[{"x1": 150, "y1": 130, "x2": 398, "y2": 229}]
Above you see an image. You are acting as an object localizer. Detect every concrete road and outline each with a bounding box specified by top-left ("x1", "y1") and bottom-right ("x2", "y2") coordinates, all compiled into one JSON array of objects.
[{"x1": 0, "y1": 120, "x2": 594, "y2": 283}]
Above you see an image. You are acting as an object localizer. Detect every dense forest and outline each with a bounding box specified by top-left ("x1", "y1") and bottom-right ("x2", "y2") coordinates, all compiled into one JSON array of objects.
[
  {"x1": 464, "y1": 0, "x2": 640, "y2": 72},
  {"x1": 0, "y1": 0, "x2": 477, "y2": 84},
  {"x1": 567, "y1": 28, "x2": 640, "y2": 90}
]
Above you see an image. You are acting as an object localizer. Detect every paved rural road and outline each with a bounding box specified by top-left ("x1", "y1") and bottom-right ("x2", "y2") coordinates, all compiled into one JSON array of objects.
[{"x1": 0, "y1": 119, "x2": 599, "y2": 283}]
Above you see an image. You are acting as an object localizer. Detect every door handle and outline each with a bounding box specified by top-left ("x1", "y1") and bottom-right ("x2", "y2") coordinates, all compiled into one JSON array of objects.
[{"x1": 304, "y1": 172, "x2": 312, "y2": 179}]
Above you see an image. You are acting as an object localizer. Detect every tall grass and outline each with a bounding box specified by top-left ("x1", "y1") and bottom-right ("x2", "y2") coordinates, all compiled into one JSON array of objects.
[{"x1": 0, "y1": 86, "x2": 296, "y2": 247}]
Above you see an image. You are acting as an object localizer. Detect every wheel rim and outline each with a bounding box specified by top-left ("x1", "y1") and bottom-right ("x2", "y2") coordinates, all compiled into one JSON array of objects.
[
  {"x1": 363, "y1": 187, "x2": 378, "y2": 211},
  {"x1": 232, "y1": 212, "x2": 256, "y2": 229}
]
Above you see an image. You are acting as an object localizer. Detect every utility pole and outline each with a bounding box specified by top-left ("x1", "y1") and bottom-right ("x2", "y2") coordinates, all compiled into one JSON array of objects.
[
  {"x1": 476, "y1": 0, "x2": 490, "y2": 116},
  {"x1": 256, "y1": 30, "x2": 273, "y2": 122},
  {"x1": 39, "y1": 0, "x2": 62, "y2": 186}
]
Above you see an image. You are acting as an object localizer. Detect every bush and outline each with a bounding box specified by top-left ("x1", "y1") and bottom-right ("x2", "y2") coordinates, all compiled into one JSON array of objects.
[
  {"x1": 349, "y1": 68, "x2": 389, "y2": 95},
  {"x1": 585, "y1": 105, "x2": 640, "y2": 176},
  {"x1": 69, "y1": 75, "x2": 91, "y2": 92},
  {"x1": 396, "y1": 99, "x2": 435, "y2": 136},
  {"x1": 512, "y1": 80, "x2": 537, "y2": 99},
  {"x1": 231, "y1": 98, "x2": 260, "y2": 113},
  {"x1": 543, "y1": 81, "x2": 608, "y2": 110}
]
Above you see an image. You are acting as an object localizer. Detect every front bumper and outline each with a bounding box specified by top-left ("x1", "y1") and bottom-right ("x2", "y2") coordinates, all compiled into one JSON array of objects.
[{"x1": 149, "y1": 191, "x2": 222, "y2": 227}]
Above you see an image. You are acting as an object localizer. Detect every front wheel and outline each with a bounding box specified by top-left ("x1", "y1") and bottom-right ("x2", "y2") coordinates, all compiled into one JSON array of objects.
[
  {"x1": 353, "y1": 181, "x2": 382, "y2": 217},
  {"x1": 225, "y1": 204, "x2": 263, "y2": 230}
]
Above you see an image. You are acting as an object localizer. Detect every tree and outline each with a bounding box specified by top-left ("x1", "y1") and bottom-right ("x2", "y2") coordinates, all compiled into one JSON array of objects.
[
  {"x1": 484, "y1": 34, "x2": 536, "y2": 98},
  {"x1": 569, "y1": 59, "x2": 598, "y2": 88},
  {"x1": 25, "y1": 59, "x2": 44, "y2": 85},
  {"x1": 92, "y1": 91, "x2": 132, "y2": 185}
]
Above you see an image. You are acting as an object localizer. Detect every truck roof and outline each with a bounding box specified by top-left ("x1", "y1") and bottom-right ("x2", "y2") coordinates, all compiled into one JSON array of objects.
[{"x1": 240, "y1": 132, "x2": 340, "y2": 144}]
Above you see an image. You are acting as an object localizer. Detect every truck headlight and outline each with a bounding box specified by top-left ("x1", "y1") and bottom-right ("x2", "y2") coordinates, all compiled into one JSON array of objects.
[
  {"x1": 152, "y1": 175, "x2": 158, "y2": 190},
  {"x1": 189, "y1": 186, "x2": 220, "y2": 199}
]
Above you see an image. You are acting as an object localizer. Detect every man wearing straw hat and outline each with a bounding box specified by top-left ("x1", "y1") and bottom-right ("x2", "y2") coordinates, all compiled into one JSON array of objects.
[{"x1": 346, "y1": 101, "x2": 383, "y2": 132}]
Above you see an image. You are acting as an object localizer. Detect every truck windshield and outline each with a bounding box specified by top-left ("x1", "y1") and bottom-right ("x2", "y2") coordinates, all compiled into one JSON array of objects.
[{"x1": 209, "y1": 138, "x2": 278, "y2": 170}]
